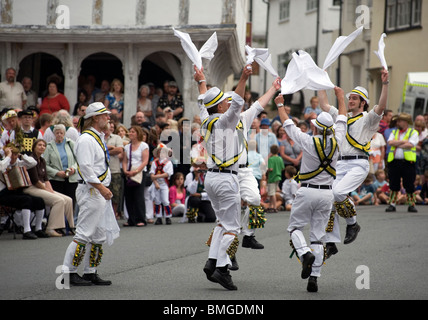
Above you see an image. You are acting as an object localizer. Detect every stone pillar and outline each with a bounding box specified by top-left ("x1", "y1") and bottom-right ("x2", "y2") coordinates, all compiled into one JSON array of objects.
[
  {"x1": 63, "y1": 43, "x2": 79, "y2": 110},
  {"x1": 123, "y1": 43, "x2": 139, "y2": 127}
]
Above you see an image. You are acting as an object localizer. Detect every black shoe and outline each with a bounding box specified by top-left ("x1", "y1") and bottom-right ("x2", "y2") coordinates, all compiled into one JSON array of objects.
[
  {"x1": 242, "y1": 235, "x2": 264, "y2": 249},
  {"x1": 408, "y1": 205, "x2": 418, "y2": 213},
  {"x1": 35, "y1": 230, "x2": 50, "y2": 238},
  {"x1": 307, "y1": 276, "x2": 318, "y2": 292},
  {"x1": 212, "y1": 268, "x2": 237, "y2": 290},
  {"x1": 301, "y1": 252, "x2": 315, "y2": 279},
  {"x1": 385, "y1": 205, "x2": 396, "y2": 212},
  {"x1": 344, "y1": 222, "x2": 361, "y2": 244},
  {"x1": 67, "y1": 273, "x2": 93, "y2": 286},
  {"x1": 155, "y1": 218, "x2": 163, "y2": 225},
  {"x1": 325, "y1": 243, "x2": 338, "y2": 260},
  {"x1": 165, "y1": 218, "x2": 172, "y2": 225},
  {"x1": 203, "y1": 259, "x2": 217, "y2": 283},
  {"x1": 82, "y1": 273, "x2": 112, "y2": 285},
  {"x1": 23, "y1": 231, "x2": 37, "y2": 240},
  {"x1": 229, "y1": 256, "x2": 239, "y2": 271}
]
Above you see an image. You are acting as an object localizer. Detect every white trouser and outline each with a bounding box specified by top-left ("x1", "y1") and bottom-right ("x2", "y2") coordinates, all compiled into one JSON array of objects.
[
  {"x1": 238, "y1": 168, "x2": 261, "y2": 237},
  {"x1": 205, "y1": 171, "x2": 241, "y2": 267},
  {"x1": 325, "y1": 159, "x2": 369, "y2": 243},
  {"x1": 62, "y1": 184, "x2": 107, "y2": 273},
  {"x1": 287, "y1": 186, "x2": 333, "y2": 277}
]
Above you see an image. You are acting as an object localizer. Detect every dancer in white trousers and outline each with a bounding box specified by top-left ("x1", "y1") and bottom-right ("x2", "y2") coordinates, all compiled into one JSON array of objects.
[
  {"x1": 61, "y1": 102, "x2": 114, "y2": 286},
  {"x1": 318, "y1": 69, "x2": 389, "y2": 258},
  {"x1": 277, "y1": 87, "x2": 347, "y2": 292}
]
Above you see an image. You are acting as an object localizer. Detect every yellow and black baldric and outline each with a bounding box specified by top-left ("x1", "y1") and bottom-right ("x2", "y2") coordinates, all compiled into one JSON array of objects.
[
  {"x1": 299, "y1": 137, "x2": 337, "y2": 181},
  {"x1": 77, "y1": 129, "x2": 109, "y2": 183},
  {"x1": 201, "y1": 116, "x2": 248, "y2": 169},
  {"x1": 346, "y1": 114, "x2": 370, "y2": 155}
]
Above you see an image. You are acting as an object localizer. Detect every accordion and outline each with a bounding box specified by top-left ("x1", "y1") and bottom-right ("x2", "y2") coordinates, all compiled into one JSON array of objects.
[{"x1": 2, "y1": 166, "x2": 32, "y2": 190}]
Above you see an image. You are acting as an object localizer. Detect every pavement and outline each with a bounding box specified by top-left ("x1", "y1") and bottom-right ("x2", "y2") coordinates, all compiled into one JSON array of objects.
[{"x1": 1, "y1": 204, "x2": 427, "y2": 303}]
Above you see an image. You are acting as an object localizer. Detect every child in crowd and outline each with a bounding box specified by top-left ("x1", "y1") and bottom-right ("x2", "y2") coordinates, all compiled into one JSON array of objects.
[
  {"x1": 150, "y1": 143, "x2": 174, "y2": 225},
  {"x1": 351, "y1": 175, "x2": 376, "y2": 205},
  {"x1": 169, "y1": 172, "x2": 186, "y2": 217},
  {"x1": 281, "y1": 165, "x2": 298, "y2": 211},
  {"x1": 373, "y1": 169, "x2": 389, "y2": 204},
  {"x1": 267, "y1": 144, "x2": 285, "y2": 213},
  {"x1": 414, "y1": 174, "x2": 424, "y2": 204},
  {"x1": 247, "y1": 140, "x2": 266, "y2": 189}
]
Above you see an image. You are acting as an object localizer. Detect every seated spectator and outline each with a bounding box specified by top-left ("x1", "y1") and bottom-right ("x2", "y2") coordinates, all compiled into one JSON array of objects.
[
  {"x1": 373, "y1": 169, "x2": 389, "y2": 204},
  {"x1": 351, "y1": 175, "x2": 376, "y2": 205},
  {"x1": 281, "y1": 165, "x2": 298, "y2": 211},
  {"x1": 420, "y1": 170, "x2": 428, "y2": 204},
  {"x1": 23, "y1": 139, "x2": 74, "y2": 237},
  {"x1": 183, "y1": 159, "x2": 215, "y2": 223},
  {"x1": 169, "y1": 172, "x2": 186, "y2": 217}
]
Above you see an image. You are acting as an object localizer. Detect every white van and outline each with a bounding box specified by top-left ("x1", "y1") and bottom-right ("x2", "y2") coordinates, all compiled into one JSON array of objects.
[{"x1": 400, "y1": 72, "x2": 428, "y2": 120}]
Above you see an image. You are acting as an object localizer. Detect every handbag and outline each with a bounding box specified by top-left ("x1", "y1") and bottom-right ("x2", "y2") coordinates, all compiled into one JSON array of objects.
[
  {"x1": 126, "y1": 144, "x2": 143, "y2": 187},
  {"x1": 1, "y1": 165, "x2": 32, "y2": 190}
]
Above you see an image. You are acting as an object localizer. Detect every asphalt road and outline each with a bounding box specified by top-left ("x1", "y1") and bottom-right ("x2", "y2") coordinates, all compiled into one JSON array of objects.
[{"x1": 1, "y1": 204, "x2": 427, "y2": 303}]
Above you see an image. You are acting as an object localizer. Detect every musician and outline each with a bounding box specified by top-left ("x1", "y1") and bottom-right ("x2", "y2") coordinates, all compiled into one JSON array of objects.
[{"x1": 0, "y1": 145, "x2": 47, "y2": 239}]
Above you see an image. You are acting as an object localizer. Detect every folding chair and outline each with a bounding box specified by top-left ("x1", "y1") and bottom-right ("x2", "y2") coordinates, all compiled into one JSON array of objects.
[{"x1": 0, "y1": 205, "x2": 18, "y2": 239}]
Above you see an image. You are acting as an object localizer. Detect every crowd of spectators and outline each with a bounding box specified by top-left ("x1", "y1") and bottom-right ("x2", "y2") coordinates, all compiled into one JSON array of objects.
[{"x1": 0, "y1": 67, "x2": 427, "y2": 240}]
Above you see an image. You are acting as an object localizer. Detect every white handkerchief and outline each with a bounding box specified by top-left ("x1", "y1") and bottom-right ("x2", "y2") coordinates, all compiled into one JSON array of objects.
[
  {"x1": 281, "y1": 50, "x2": 335, "y2": 95},
  {"x1": 173, "y1": 28, "x2": 218, "y2": 70},
  {"x1": 374, "y1": 33, "x2": 388, "y2": 71},
  {"x1": 322, "y1": 26, "x2": 364, "y2": 70},
  {"x1": 245, "y1": 45, "x2": 279, "y2": 77}
]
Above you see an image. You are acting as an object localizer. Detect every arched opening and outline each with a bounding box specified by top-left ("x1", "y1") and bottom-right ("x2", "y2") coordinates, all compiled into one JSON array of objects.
[
  {"x1": 138, "y1": 51, "x2": 182, "y2": 96},
  {"x1": 17, "y1": 52, "x2": 64, "y2": 100},
  {"x1": 79, "y1": 52, "x2": 123, "y2": 103}
]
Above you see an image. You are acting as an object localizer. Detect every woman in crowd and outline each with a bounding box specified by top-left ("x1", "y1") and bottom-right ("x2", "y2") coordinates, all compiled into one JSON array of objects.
[
  {"x1": 277, "y1": 125, "x2": 302, "y2": 170},
  {"x1": 44, "y1": 124, "x2": 78, "y2": 210},
  {"x1": 43, "y1": 110, "x2": 80, "y2": 143},
  {"x1": 40, "y1": 80, "x2": 70, "y2": 115},
  {"x1": 122, "y1": 126, "x2": 149, "y2": 227},
  {"x1": 23, "y1": 139, "x2": 74, "y2": 237},
  {"x1": 137, "y1": 85, "x2": 153, "y2": 120},
  {"x1": 105, "y1": 78, "x2": 124, "y2": 122}
]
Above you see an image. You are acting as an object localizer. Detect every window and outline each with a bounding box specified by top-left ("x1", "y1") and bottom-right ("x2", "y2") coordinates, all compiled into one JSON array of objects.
[
  {"x1": 279, "y1": 0, "x2": 290, "y2": 22},
  {"x1": 307, "y1": 0, "x2": 318, "y2": 12},
  {"x1": 386, "y1": 0, "x2": 422, "y2": 32}
]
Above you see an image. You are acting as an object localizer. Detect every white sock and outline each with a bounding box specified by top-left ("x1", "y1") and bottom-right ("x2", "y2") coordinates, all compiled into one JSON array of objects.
[
  {"x1": 21, "y1": 209, "x2": 32, "y2": 233},
  {"x1": 34, "y1": 210, "x2": 44, "y2": 231}
]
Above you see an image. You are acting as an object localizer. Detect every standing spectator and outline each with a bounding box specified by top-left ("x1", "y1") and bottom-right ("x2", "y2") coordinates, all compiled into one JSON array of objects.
[
  {"x1": 157, "y1": 81, "x2": 183, "y2": 120},
  {"x1": 379, "y1": 109, "x2": 393, "y2": 135},
  {"x1": 0, "y1": 67, "x2": 26, "y2": 110},
  {"x1": 414, "y1": 116, "x2": 427, "y2": 175},
  {"x1": 303, "y1": 96, "x2": 322, "y2": 122},
  {"x1": 104, "y1": 79, "x2": 124, "y2": 122},
  {"x1": 122, "y1": 126, "x2": 149, "y2": 227},
  {"x1": 38, "y1": 113, "x2": 53, "y2": 137},
  {"x1": 40, "y1": 81, "x2": 70, "y2": 115},
  {"x1": 386, "y1": 113, "x2": 419, "y2": 212},
  {"x1": 150, "y1": 143, "x2": 174, "y2": 225},
  {"x1": 21, "y1": 77, "x2": 38, "y2": 109},
  {"x1": 44, "y1": 124, "x2": 78, "y2": 211},
  {"x1": 23, "y1": 139, "x2": 74, "y2": 237},
  {"x1": 169, "y1": 172, "x2": 186, "y2": 217},
  {"x1": 137, "y1": 85, "x2": 153, "y2": 123},
  {"x1": 95, "y1": 79, "x2": 111, "y2": 103},
  {"x1": 43, "y1": 110, "x2": 80, "y2": 143},
  {"x1": 104, "y1": 121, "x2": 124, "y2": 218},
  {"x1": 368, "y1": 132, "x2": 386, "y2": 175},
  {"x1": 277, "y1": 125, "x2": 302, "y2": 170},
  {"x1": 267, "y1": 144, "x2": 285, "y2": 213},
  {"x1": 72, "y1": 89, "x2": 89, "y2": 116},
  {"x1": 115, "y1": 124, "x2": 130, "y2": 145},
  {"x1": 247, "y1": 139, "x2": 266, "y2": 188},
  {"x1": 256, "y1": 118, "x2": 278, "y2": 161},
  {"x1": 281, "y1": 165, "x2": 298, "y2": 211}
]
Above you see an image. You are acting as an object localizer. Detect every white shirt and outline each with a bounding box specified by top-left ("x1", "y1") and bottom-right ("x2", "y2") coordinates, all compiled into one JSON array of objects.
[
  {"x1": 329, "y1": 106, "x2": 382, "y2": 156},
  {"x1": 75, "y1": 127, "x2": 111, "y2": 186},
  {"x1": 200, "y1": 92, "x2": 244, "y2": 172},
  {"x1": 283, "y1": 114, "x2": 347, "y2": 186},
  {"x1": 124, "y1": 142, "x2": 149, "y2": 172},
  {"x1": 0, "y1": 81, "x2": 26, "y2": 109}
]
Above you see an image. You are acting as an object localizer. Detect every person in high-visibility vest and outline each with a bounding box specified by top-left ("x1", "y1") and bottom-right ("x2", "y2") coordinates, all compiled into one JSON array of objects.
[{"x1": 386, "y1": 113, "x2": 419, "y2": 212}]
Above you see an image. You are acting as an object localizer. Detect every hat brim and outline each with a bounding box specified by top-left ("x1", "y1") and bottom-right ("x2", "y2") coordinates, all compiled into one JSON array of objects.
[
  {"x1": 346, "y1": 92, "x2": 370, "y2": 104},
  {"x1": 84, "y1": 109, "x2": 111, "y2": 119}
]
